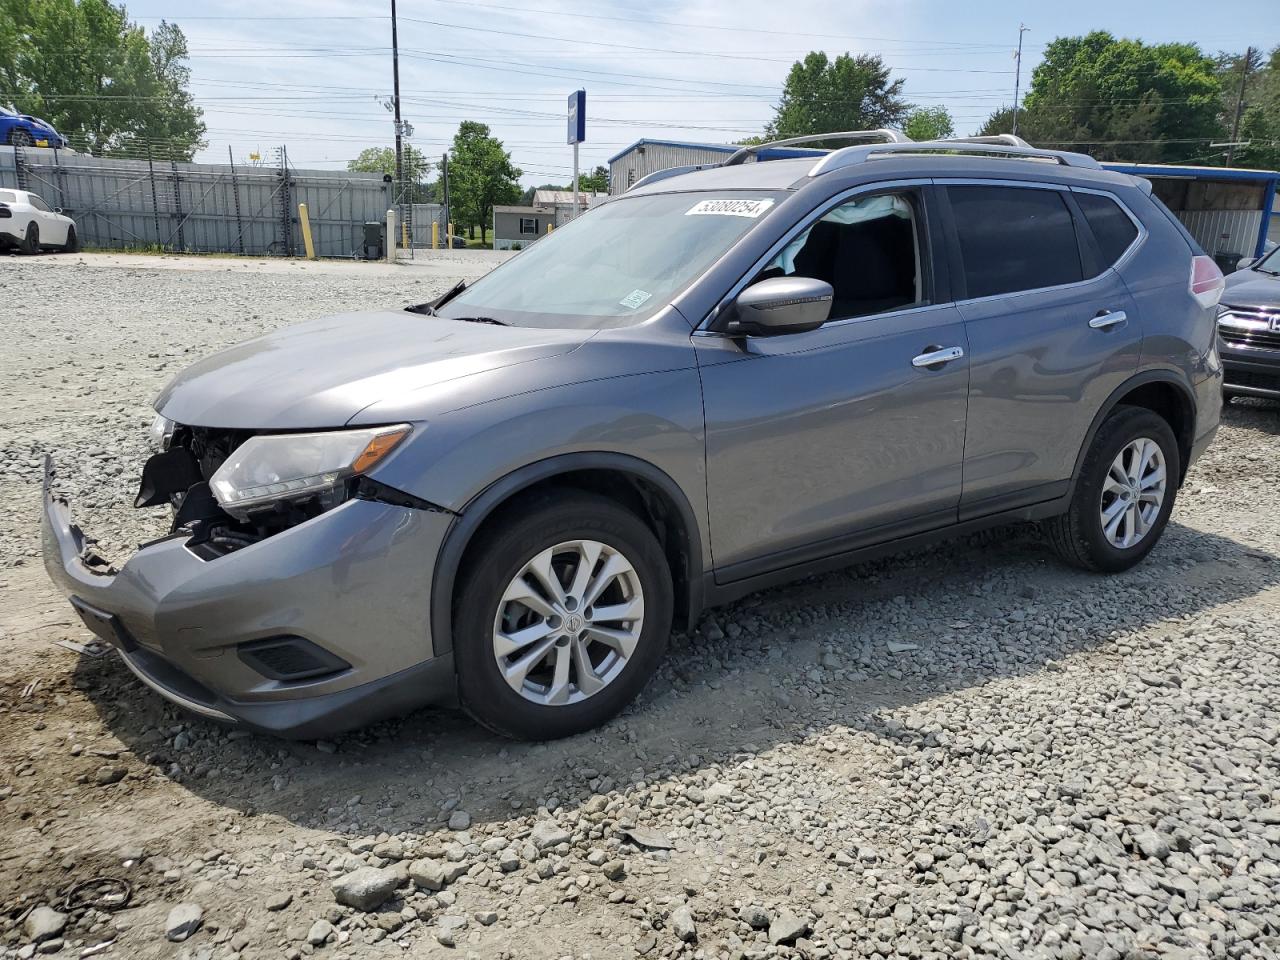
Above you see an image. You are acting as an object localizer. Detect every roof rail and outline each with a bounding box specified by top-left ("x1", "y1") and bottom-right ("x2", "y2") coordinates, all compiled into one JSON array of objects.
[
  {"x1": 808, "y1": 140, "x2": 1101, "y2": 176},
  {"x1": 628, "y1": 163, "x2": 717, "y2": 191},
  {"x1": 723, "y1": 129, "x2": 910, "y2": 167},
  {"x1": 940, "y1": 133, "x2": 1032, "y2": 148}
]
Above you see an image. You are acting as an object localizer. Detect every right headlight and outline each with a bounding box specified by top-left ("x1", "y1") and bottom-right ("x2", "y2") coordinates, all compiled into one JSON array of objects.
[{"x1": 209, "y1": 424, "x2": 411, "y2": 520}]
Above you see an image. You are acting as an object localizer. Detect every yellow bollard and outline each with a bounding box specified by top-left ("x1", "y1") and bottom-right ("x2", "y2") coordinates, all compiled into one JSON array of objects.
[
  {"x1": 431, "y1": 221, "x2": 439, "y2": 250},
  {"x1": 298, "y1": 202, "x2": 316, "y2": 260},
  {"x1": 401, "y1": 216, "x2": 409, "y2": 250},
  {"x1": 447, "y1": 222, "x2": 454, "y2": 247},
  {"x1": 546, "y1": 222, "x2": 553, "y2": 234}
]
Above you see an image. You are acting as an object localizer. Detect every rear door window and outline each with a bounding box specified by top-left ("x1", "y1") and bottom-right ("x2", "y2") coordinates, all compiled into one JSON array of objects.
[
  {"x1": 947, "y1": 185, "x2": 1083, "y2": 298},
  {"x1": 1074, "y1": 192, "x2": 1139, "y2": 266}
]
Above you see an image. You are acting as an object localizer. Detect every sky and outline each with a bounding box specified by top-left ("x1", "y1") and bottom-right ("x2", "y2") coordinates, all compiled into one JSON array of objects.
[{"x1": 121, "y1": 0, "x2": 1280, "y2": 187}]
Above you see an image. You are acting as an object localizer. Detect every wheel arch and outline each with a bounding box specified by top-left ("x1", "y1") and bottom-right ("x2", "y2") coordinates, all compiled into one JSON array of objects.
[
  {"x1": 429, "y1": 453, "x2": 706, "y2": 657},
  {"x1": 1071, "y1": 370, "x2": 1196, "y2": 489}
]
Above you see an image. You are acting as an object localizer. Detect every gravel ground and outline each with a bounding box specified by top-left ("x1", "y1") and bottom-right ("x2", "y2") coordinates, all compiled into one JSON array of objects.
[{"x1": 1, "y1": 253, "x2": 1278, "y2": 960}]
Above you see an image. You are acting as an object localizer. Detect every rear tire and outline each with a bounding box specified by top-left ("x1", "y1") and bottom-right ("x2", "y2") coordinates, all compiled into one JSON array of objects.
[
  {"x1": 63, "y1": 225, "x2": 79, "y2": 252},
  {"x1": 453, "y1": 490, "x2": 672, "y2": 740},
  {"x1": 1045, "y1": 406, "x2": 1180, "y2": 573},
  {"x1": 20, "y1": 222, "x2": 39, "y2": 254},
  {"x1": 8, "y1": 129, "x2": 33, "y2": 147}
]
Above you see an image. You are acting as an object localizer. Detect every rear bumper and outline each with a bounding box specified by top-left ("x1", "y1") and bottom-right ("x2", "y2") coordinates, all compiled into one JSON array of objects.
[{"x1": 42, "y1": 456, "x2": 457, "y2": 738}]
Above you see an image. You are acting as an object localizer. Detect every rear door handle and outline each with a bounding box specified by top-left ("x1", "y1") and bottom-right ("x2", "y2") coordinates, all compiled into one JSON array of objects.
[
  {"x1": 912, "y1": 346, "x2": 965, "y2": 368},
  {"x1": 1089, "y1": 310, "x2": 1128, "y2": 329}
]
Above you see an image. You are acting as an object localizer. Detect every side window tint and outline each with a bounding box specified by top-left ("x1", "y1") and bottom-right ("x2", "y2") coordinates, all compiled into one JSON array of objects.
[
  {"x1": 29, "y1": 195, "x2": 50, "y2": 212},
  {"x1": 756, "y1": 192, "x2": 924, "y2": 320},
  {"x1": 1075, "y1": 192, "x2": 1139, "y2": 267},
  {"x1": 948, "y1": 186, "x2": 1083, "y2": 298}
]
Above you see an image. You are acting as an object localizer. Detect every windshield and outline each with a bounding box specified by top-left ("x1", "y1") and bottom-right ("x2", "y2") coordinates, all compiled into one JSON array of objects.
[
  {"x1": 437, "y1": 191, "x2": 784, "y2": 328},
  {"x1": 1252, "y1": 245, "x2": 1280, "y2": 275}
]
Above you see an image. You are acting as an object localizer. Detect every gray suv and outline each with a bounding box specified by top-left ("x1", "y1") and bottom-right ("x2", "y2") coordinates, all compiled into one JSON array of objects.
[{"x1": 44, "y1": 132, "x2": 1224, "y2": 741}]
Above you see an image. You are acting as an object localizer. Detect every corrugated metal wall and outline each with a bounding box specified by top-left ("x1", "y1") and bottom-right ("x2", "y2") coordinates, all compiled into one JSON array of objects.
[
  {"x1": 1177, "y1": 209, "x2": 1263, "y2": 260},
  {"x1": 609, "y1": 144, "x2": 732, "y2": 194},
  {"x1": 0, "y1": 145, "x2": 392, "y2": 257}
]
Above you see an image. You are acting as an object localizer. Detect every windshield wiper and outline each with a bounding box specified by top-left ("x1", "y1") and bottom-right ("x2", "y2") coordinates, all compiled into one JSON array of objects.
[{"x1": 452, "y1": 315, "x2": 508, "y2": 326}]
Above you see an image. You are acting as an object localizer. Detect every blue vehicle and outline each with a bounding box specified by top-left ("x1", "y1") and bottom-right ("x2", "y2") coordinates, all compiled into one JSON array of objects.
[{"x1": 0, "y1": 106, "x2": 68, "y2": 149}]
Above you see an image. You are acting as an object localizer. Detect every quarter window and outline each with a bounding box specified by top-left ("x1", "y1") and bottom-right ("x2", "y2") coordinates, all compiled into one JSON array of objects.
[
  {"x1": 755, "y1": 191, "x2": 924, "y2": 320},
  {"x1": 948, "y1": 185, "x2": 1083, "y2": 298},
  {"x1": 1075, "y1": 192, "x2": 1139, "y2": 267}
]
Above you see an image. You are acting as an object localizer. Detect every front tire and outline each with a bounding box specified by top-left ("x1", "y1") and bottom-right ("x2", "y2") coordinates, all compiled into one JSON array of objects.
[
  {"x1": 9, "y1": 129, "x2": 33, "y2": 147},
  {"x1": 1045, "y1": 406, "x2": 1180, "y2": 573},
  {"x1": 454, "y1": 490, "x2": 672, "y2": 740},
  {"x1": 63, "y1": 225, "x2": 79, "y2": 252}
]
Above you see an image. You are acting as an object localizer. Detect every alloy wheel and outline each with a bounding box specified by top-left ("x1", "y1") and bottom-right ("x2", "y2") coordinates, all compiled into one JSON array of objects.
[
  {"x1": 492, "y1": 539, "x2": 645, "y2": 706},
  {"x1": 1099, "y1": 437, "x2": 1166, "y2": 549}
]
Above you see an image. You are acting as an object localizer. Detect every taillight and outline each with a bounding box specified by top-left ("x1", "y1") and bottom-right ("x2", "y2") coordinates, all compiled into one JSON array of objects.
[
  {"x1": 0, "y1": 205, "x2": 10, "y2": 219},
  {"x1": 1190, "y1": 255, "x2": 1225, "y2": 309}
]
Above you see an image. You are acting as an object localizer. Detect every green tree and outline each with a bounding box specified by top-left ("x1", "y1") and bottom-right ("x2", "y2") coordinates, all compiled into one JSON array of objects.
[
  {"x1": 449, "y1": 121, "x2": 521, "y2": 243},
  {"x1": 764, "y1": 52, "x2": 909, "y2": 140},
  {"x1": 577, "y1": 164, "x2": 609, "y2": 193},
  {"x1": 903, "y1": 106, "x2": 955, "y2": 142},
  {"x1": 347, "y1": 144, "x2": 433, "y2": 202},
  {"x1": 1220, "y1": 46, "x2": 1280, "y2": 170},
  {"x1": 0, "y1": 0, "x2": 204, "y2": 159},
  {"x1": 977, "y1": 105, "x2": 1017, "y2": 137},
  {"x1": 1018, "y1": 32, "x2": 1224, "y2": 162}
]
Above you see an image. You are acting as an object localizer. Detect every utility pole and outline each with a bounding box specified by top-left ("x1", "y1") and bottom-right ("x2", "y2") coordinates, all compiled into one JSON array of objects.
[
  {"x1": 441, "y1": 153, "x2": 450, "y2": 240},
  {"x1": 1226, "y1": 47, "x2": 1253, "y2": 167},
  {"x1": 390, "y1": 0, "x2": 404, "y2": 216},
  {"x1": 1012, "y1": 24, "x2": 1030, "y2": 135}
]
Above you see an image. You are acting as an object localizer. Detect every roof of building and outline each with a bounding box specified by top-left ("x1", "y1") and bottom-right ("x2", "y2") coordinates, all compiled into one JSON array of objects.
[
  {"x1": 1100, "y1": 162, "x2": 1280, "y2": 183},
  {"x1": 532, "y1": 189, "x2": 606, "y2": 205},
  {"x1": 606, "y1": 138, "x2": 825, "y2": 165},
  {"x1": 493, "y1": 204, "x2": 552, "y2": 214}
]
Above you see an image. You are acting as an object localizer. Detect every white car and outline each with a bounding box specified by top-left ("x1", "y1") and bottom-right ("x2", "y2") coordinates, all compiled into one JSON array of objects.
[{"x1": 0, "y1": 188, "x2": 78, "y2": 253}]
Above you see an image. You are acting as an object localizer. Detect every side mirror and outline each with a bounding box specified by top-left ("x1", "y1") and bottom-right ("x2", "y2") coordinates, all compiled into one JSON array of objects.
[
  {"x1": 727, "y1": 276, "x2": 833, "y2": 336},
  {"x1": 55, "y1": 206, "x2": 63, "y2": 214},
  {"x1": 1236, "y1": 256, "x2": 1256, "y2": 272}
]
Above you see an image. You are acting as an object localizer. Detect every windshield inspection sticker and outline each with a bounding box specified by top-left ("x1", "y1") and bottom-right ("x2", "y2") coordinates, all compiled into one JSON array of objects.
[
  {"x1": 620, "y1": 289, "x2": 653, "y2": 310},
  {"x1": 685, "y1": 198, "x2": 775, "y2": 218}
]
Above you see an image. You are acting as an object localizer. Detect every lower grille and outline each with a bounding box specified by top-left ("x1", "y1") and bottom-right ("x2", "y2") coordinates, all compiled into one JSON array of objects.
[
  {"x1": 1225, "y1": 368, "x2": 1280, "y2": 393},
  {"x1": 238, "y1": 636, "x2": 351, "y2": 682}
]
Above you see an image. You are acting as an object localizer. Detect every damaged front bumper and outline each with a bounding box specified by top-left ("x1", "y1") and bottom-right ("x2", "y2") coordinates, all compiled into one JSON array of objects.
[{"x1": 42, "y1": 456, "x2": 456, "y2": 738}]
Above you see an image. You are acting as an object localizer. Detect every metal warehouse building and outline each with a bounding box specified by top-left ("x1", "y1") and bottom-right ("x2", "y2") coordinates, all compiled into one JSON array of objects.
[
  {"x1": 607, "y1": 139, "x2": 823, "y2": 194},
  {"x1": 607, "y1": 139, "x2": 1280, "y2": 265}
]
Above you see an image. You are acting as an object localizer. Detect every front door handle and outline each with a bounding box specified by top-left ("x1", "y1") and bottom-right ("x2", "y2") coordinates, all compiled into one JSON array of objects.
[
  {"x1": 912, "y1": 345, "x2": 965, "y2": 368},
  {"x1": 1089, "y1": 310, "x2": 1128, "y2": 329}
]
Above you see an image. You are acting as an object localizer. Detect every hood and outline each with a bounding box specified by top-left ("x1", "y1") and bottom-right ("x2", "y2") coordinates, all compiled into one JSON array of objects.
[
  {"x1": 1223, "y1": 269, "x2": 1280, "y2": 310},
  {"x1": 156, "y1": 309, "x2": 592, "y2": 429}
]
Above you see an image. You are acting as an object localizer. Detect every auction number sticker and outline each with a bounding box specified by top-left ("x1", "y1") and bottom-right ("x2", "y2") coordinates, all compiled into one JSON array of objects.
[
  {"x1": 620, "y1": 289, "x2": 653, "y2": 309},
  {"x1": 685, "y1": 198, "x2": 775, "y2": 218}
]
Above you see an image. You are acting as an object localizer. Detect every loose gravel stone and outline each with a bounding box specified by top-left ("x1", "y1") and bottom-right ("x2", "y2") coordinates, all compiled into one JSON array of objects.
[
  {"x1": 23, "y1": 907, "x2": 67, "y2": 943},
  {"x1": 330, "y1": 867, "x2": 399, "y2": 911},
  {"x1": 164, "y1": 904, "x2": 203, "y2": 942}
]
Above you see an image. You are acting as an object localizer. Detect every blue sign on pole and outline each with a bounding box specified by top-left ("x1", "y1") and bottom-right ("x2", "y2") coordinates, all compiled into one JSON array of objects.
[{"x1": 567, "y1": 89, "x2": 586, "y2": 145}]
